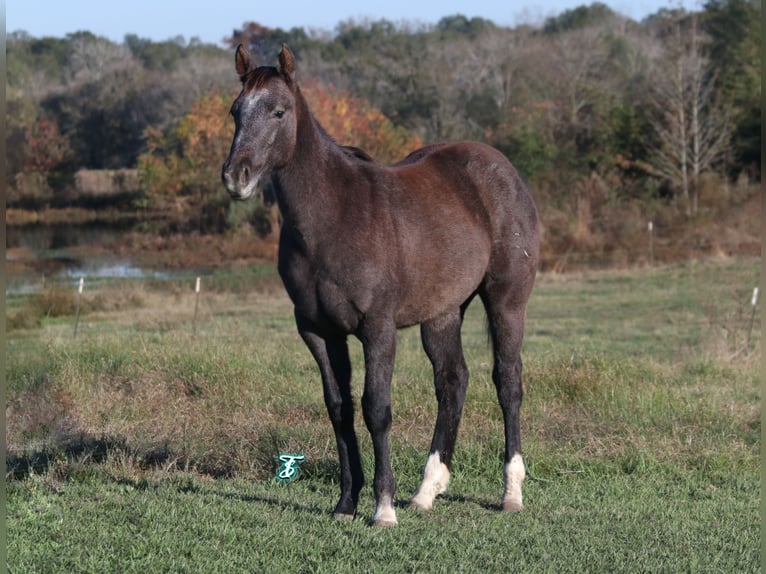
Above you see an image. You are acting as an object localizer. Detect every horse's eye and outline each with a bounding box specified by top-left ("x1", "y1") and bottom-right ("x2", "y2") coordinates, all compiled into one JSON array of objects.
[{"x1": 273, "y1": 110, "x2": 285, "y2": 119}]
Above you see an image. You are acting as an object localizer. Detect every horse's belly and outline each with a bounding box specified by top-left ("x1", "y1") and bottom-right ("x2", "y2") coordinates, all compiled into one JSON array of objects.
[{"x1": 395, "y1": 243, "x2": 489, "y2": 327}]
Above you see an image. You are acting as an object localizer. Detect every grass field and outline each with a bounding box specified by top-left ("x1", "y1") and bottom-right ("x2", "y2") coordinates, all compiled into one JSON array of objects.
[{"x1": 6, "y1": 257, "x2": 761, "y2": 573}]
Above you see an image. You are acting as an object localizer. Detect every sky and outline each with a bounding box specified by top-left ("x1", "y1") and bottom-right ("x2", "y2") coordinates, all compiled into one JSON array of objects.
[{"x1": 7, "y1": 0, "x2": 698, "y2": 46}]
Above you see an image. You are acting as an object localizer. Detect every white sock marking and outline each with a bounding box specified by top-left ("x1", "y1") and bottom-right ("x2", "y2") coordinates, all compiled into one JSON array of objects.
[
  {"x1": 503, "y1": 453, "x2": 525, "y2": 511},
  {"x1": 411, "y1": 452, "x2": 450, "y2": 511},
  {"x1": 373, "y1": 495, "x2": 397, "y2": 526}
]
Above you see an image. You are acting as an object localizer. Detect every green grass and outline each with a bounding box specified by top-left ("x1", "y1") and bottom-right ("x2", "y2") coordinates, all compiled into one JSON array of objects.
[
  {"x1": 6, "y1": 258, "x2": 761, "y2": 573},
  {"x1": 7, "y1": 466, "x2": 758, "y2": 573}
]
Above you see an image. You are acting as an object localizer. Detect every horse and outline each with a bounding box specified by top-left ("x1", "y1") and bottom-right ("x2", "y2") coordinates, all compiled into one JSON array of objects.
[{"x1": 222, "y1": 43, "x2": 539, "y2": 527}]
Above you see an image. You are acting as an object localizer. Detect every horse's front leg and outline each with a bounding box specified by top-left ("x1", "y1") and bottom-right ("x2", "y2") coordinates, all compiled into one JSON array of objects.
[
  {"x1": 359, "y1": 320, "x2": 398, "y2": 527},
  {"x1": 297, "y1": 314, "x2": 364, "y2": 519}
]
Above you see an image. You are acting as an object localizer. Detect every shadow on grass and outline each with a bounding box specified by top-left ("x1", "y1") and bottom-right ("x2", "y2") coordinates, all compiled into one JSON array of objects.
[
  {"x1": 6, "y1": 435, "x2": 124, "y2": 480},
  {"x1": 206, "y1": 486, "x2": 331, "y2": 518},
  {"x1": 7, "y1": 437, "x2": 337, "y2": 519},
  {"x1": 437, "y1": 492, "x2": 500, "y2": 512},
  {"x1": 5, "y1": 434, "x2": 178, "y2": 481}
]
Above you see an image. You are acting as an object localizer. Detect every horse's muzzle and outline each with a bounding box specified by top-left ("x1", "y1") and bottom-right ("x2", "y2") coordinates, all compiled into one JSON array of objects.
[{"x1": 222, "y1": 158, "x2": 258, "y2": 201}]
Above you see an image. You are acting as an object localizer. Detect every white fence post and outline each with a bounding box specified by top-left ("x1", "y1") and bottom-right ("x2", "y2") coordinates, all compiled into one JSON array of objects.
[
  {"x1": 73, "y1": 277, "x2": 84, "y2": 338},
  {"x1": 192, "y1": 277, "x2": 201, "y2": 337}
]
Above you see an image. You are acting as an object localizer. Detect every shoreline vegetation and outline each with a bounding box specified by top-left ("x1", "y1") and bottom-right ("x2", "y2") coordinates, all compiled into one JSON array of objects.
[{"x1": 6, "y1": 178, "x2": 761, "y2": 273}]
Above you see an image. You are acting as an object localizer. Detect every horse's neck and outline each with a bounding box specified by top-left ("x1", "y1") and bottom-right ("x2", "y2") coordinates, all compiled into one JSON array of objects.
[{"x1": 274, "y1": 97, "x2": 347, "y2": 240}]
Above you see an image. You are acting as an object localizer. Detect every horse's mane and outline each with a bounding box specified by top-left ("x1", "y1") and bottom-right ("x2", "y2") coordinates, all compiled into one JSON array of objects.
[
  {"x1": 244, "y1": 66, "x2": 281, "y2": 92},
  {"x1": 340, "y1": 145, "x2": 375, "y2": 163}
]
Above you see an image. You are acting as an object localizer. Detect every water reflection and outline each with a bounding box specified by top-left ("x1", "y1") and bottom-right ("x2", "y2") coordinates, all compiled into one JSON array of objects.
[
  {"x1": 6, "y1": 221, "x2": 169, "y2": 294},
  {"x1": 6, "y1": 221, "x2": 131, "y2": 251}
]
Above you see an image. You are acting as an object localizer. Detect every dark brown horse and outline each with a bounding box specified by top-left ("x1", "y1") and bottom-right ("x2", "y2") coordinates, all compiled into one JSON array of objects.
[{"x1": 222, "y1": 44, "x2": 539, "y2": 527}]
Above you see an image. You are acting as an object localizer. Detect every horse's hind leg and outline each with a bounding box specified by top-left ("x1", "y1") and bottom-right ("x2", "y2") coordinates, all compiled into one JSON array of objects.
[
  {"x1": 411, "y1": 309, "x2": 469, "y2": 511},
  {"x1": 480, "y1": 280, "x2": 532, "y2": 513}
]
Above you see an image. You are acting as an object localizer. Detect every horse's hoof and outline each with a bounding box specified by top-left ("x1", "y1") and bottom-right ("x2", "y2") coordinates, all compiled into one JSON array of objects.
[
  {"x1": 502, "y1": 499, "x2": 524, "y2": 513},
  {"x1": 409, "y1": 498, "x2": 432, "y2": 511},
  {"x1": 373, "y1": 517, "x2": 398, "y2": 527},
  {"x1": 334, "y1": 512, "x2": 355, "y2": 521}
]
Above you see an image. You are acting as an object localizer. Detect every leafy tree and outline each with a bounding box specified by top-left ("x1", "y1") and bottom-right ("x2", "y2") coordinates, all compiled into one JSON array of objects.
[
  {"x1": 42, "y1": 53, "x2": 227, "y2": 171},
  {"x1": 436, "y1": 15, "x2": 495, "y2": 38},
  {"x1": 543, "y1": 2, "x2": 618, "y2": 33},
  {"x1": 5, "y1": 94, "x2": 38, "y2": 185},
  {"x1": 702, "y1": 0, "x2": 761, "y2": 176},
  {"x1": 493, "y1": 117, "x2": 559, "y2": 182}
]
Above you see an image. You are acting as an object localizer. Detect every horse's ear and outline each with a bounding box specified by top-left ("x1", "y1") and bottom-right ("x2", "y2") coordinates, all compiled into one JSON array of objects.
[
  {"x1": 278, "y1": 44, "x2": 296, "y2": 86},
  {"x1": 235, "y1": 44, "x2": 251, "y2": 82}
]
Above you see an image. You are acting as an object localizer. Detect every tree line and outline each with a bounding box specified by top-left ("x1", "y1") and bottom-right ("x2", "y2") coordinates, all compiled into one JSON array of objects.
[{"x1": 6, "y1": 1, "x2": 761, "y2": 248}]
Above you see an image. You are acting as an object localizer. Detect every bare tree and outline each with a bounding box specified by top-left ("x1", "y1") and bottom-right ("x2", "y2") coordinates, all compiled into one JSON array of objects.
[
  {"x1": 647, "y1": 13, "x2": 731, "y2": 215},
  {"x1": 67, "y1": 35, "x2": 134, "y2": 84},
  {"x1": 547, "y1": 27, "x2": 609, "y2": 132},
  {"x1": 686, "y1": 28, "x2": 731, "y2": 212}
]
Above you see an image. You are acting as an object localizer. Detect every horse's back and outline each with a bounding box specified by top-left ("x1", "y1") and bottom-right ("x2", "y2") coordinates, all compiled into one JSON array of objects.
[
  {"x1": 395, "y1": 141, "x2": 529, "y2": 196},
  {"x1": 391, "y1": 141, "x2": 537, "y2": 241}
]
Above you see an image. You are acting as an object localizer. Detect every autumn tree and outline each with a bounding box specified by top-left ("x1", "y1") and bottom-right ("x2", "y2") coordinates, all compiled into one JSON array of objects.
[
  {"x1": 302, "y1": 80, "x2": 423, "y2": 164},
  {"x1": 138, "y1": 91, "x2": 233, "y2": 232},
  {"x1": 21, "y1": 117, "x2": 75, "y2": 198},
  {"x1": 22, "y1": 118, "x2": 73, "y2": 176}
]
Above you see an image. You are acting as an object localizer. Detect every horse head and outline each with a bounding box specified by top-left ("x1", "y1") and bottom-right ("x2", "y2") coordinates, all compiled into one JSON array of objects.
[{"x1": 222, "y1": 44, "x2": 298, "y2": 201}]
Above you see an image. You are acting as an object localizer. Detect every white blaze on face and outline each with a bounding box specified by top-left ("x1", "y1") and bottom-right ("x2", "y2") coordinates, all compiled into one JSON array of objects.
[
  {"x1": 229, "y1": 89, "x2": 267, "y2": 201},
  {"x1": 411, "y1": 452, "x2": 450, "y2": 511},
  {"x1": 373, "y1": 494, "x2": 397, "y2": 527},
  {"x1": 502, "y1": 453, "x2": 525, "y2": 512},
  {"x1": 234, "y1": 88, "x2": 264, "y2": 146}
]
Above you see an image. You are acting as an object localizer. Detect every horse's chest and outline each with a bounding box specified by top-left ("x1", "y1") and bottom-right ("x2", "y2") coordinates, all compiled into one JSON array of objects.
[{"x1": 279, "y1": 249, "x2": 370, "y2": 333}]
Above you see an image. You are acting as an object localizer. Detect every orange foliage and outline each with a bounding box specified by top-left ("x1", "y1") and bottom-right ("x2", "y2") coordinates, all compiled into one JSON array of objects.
[
  {"x1": 302, "y1": 80, "x2": 422, "y2": 164},
  {"x1": 22, "y1": 119, "x2": 72, "y2": 176},
  {"x1": 139, "y1": 92, "x2": 232, "y2": 198}
]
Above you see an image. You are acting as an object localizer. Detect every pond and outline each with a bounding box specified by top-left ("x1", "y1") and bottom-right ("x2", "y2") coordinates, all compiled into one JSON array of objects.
[{"x1": 6, "y1": 221, "x2": 172, "y2": 295}]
